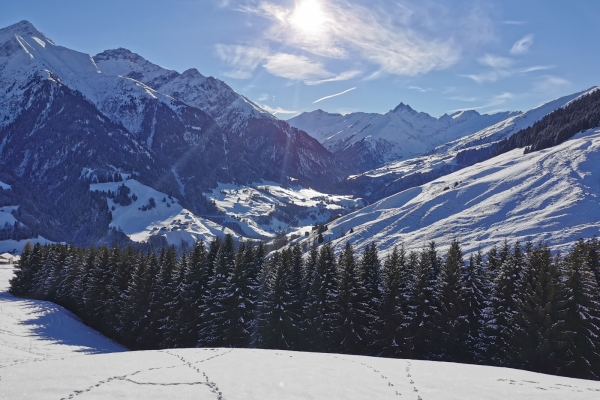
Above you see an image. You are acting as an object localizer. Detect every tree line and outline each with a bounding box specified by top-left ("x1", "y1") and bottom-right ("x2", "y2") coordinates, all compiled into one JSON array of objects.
[{"x1": 9, "y1": 236, "x2": 600, "y2": 380}]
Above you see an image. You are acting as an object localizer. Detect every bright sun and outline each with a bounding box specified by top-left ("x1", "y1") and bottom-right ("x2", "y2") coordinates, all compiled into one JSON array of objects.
[{"x1": 290, "y1": 0, "x2": 327, "y2": 34}]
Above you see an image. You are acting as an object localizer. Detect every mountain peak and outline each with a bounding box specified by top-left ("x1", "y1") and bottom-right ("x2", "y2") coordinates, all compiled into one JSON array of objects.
[
  {"x1": 94, "y1": 48, "x2": 143, "y2": 62},
  {"x1": 181, "y1": 68, "x2": 204, "y2": 79},
  {"x1": 392, "y1": 102, "x2": 415, "y2": 113},
  {"x1": 0, "y1": 20, "x2": 48, "y2": 42}
]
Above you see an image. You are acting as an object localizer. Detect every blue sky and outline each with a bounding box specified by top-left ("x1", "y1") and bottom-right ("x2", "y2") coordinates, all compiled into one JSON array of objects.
[{"x1": 2, "y1": 0, "x2": 599, "y2": 118}]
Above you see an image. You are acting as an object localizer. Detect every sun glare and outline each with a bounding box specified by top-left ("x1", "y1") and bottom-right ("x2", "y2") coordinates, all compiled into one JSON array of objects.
[{"x1": 290, "y1": 0, "x2": 327, "y2": 34}]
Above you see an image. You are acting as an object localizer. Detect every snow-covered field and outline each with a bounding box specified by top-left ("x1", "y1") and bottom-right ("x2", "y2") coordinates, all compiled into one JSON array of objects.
[
  {"x1": 324, "y1": 127, "x2": 600, "y2": 257},
  {"x1": 1, "y1": 264, "x2": 600, "y2": 399}
]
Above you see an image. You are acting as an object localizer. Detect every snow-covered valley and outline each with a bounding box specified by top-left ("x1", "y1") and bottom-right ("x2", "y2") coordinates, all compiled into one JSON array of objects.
[{"x1": 1, "y1": 264, "x2": 599, "y2": 400}]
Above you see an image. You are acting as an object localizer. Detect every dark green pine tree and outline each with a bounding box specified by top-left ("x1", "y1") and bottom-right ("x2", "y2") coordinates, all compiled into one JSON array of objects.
[
  {"x1": 140, "y1": 252, "x2": 165, "y2": 349},
  {"x1": 509, "y1": 242, "x2": 569, "y2": 374},
  {"x1": 221, "y1": 242, "x2": 254, "y2": 347},
  {"x1": 167, "y1": 251, "x2": 188, "y2": 348},
  {"x1": 463, "y1": 249, "x2": 488, "y2": 363},
  {"x1": 121, "y1": 253, "x2": 151, "y2": 349},
  {"x1": 55, "y1": 245, "x2": 82, "y2": 310},
  {"x1": 437, "y1": 240, "x2": 469, "y2": 362},
  {"x1": 333, "y1": 242, "x2": 368, "y2": 355},
  {"x1": 9, "y1": 242, "x2": 35, "y2": 296},
  {"x1": 199, "y1": 234, "x2": 236, "y2": 347},
  {"x1": 360, "y1": 243, "x2": 382, "y2": 353},
  {"x1": 484, "y1": 241, "x2": 523, "y2": 365},
  {"x1": 306, "y1": 241, "x2": 338, "y2": 352},
  {"x1": 563, "y1": 239, "x2": 600, "y2": 379},
  {"x1": 177, "y1": 241, "x2": 209, "y2": 347},
  {"x1": 83, "y1": 246, "x2": 111, "y2": 331},
  {"x1": 260, "y1": 250, "x2": 301, "y2": 350},
  {"x1": 409, "y1": 242, "x2": 441, "y2": 360},
  {"x1": 250, "y1": 241, "x2": 266, "y2": 346},
  {"x1": 584, "y1": 237, "x2": 600, "y2": 288},
  {"x1": 378, "y1": 246, "x2": 406, "y2": 357},
  {"x1": 157, "y1": 246, "x2": 180, "y2": 347}
]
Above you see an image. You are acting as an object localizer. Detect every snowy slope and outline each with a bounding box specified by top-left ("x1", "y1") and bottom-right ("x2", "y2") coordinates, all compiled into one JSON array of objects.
[
  {"x1": 287, "y1": 104, "x2": 517, "y2": 170},
  {"x1": 205, "y1": 181, "x2": 363, "y2": 239},
  {"x1": 321, "y1": 127, "x2": 600, "y2": 257},
  {"x1": 0, "y1": 265, "x2": 125, "y2": 371},
  {"x1": 1, "y1": 265, "x2": 599, "y2": 400},
  {"x1": 91, "y1": 179, "x2": 240, "y2": 245}
]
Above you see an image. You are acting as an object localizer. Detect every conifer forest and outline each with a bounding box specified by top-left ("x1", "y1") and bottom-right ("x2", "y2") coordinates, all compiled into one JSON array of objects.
[{"x1": 9, "y1": 236, "x2": 600, "y2": 381}]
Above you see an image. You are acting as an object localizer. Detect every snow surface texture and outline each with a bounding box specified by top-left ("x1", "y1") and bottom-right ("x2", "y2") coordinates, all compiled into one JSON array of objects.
[
  {"x1": 206, "y1": 181, "x2": 363, "y2": 239},
  {"x1": 324, "y1": 127, "x2": 600, "y2": 257},
  {"x1": 0, "y1": 181, "x2": 11, "y2": 190},
  {"x1": 0, "y1": 265, "x2": 125, "y2": 371},
  {"x1": 288, "y1": 105, "x2": 518, "y2": 164},
  {"x1": 90, "y1": 179, "x2": 240, "y2": 245},
  {"x1": 1, "y1": 266, "x2": 600, "y2": 399}
]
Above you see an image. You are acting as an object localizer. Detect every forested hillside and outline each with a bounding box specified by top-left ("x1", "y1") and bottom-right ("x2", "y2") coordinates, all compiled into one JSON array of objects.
[{"x1": 493, "y1": 89, "x2": 600, "y2": 156}]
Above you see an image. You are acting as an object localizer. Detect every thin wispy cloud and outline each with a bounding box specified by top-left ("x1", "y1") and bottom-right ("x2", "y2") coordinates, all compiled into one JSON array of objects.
[
  {"x1": 511, "y1": 34, "x2": 534, "y2": 55},
  {"x1": 533, "y1": 75, "x2": 571, "y2": 93},
  {"x1": 313, "y1": 87, "x2": 357, "y2": 104},
  {"x1": 235, "y1": 0, "x2": 494, "y2": 78},
  {"x1": 263, "y1": 53, "x2": 332, "y2": 81},
  {"x1": 479, "y1": 54, "x2": 514, "y2": 69},
  {"x1": 260, "y1": 104, "x2": 299, "y2": 115},
  {"x1": 215, "y1": 44, "x2": 268, "y2": 79},
  {"x1": 408, "y1": 85, "x2": 433, "y2": 92},
  {"x1": 503, "y1": 20, "x2": 526, "y2": 25},
  {"x1": 306, "y1": 70, "x2": 362, "y2": 85},
  {"x1": 448, "y1": 92, "x2": 514, "y2": 113},
  {"x1": 519, "y1": 65, "x2": 554, "y2": 73}
]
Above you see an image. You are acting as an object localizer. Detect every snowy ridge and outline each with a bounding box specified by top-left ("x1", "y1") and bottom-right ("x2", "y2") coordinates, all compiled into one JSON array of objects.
[
  {"x1": 0, "y1": 21, "x2": 189, "y2": 135},
  {"x1": 1, "y1": 265, "x2": 599, "y2": 400},
  {"x1": 321, "y1": 127, "x2": 600, "y2": 257},
  {"x1": 94, "y1": 49, "x2": 275, "y2": 134},
  {"x1": 288, "y1": 104, "x2": 517, "y2": 169}
]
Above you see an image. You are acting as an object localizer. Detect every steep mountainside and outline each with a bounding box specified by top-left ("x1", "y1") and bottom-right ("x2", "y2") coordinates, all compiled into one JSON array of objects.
[
  {"x1": 0, "y1": 21, "x2": 347, "y2": 245},
  {"x1": 94, "y1": 48, "x2": 346, "y2": 189},
  {"x1": 320, "y1": 127, "x2": 600, "y2": 257},
  {"x1": 288, "y1": 104, "x2": 517, "y2": 171}
]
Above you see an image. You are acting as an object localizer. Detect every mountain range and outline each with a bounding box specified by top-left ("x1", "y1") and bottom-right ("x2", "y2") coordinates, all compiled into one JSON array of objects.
[{"x1": 0, "y1": 20, "x2": 598, "y2": 255}]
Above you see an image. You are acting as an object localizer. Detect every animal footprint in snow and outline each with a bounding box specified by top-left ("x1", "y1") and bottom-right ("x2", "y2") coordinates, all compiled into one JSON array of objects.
[{"x1": 410, "y1": 380, "x2": 414, "y2": 384}]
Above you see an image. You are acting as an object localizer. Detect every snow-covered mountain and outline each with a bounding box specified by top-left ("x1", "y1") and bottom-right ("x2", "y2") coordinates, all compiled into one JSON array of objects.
[
  {"x1": 0, "y1": 20, "x2": 347, "y2": 245},
  {"x1": 332, "y1": 88, "x2": 596, "y2": 202},
  {"x1": 288, "y1": 104, "x2": 518, "y2": 171},
  {"x1": 2, "y1": 264, "x2": 598, "y2": 400},
  {"x1": 319, "y1": 126, "x2": 600, "y2": 258}
]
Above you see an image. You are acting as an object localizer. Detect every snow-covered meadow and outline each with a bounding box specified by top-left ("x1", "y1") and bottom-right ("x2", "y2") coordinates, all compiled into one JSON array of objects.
[{"x1": 1, "y1": 264, "x2": 600, "y2": 399}]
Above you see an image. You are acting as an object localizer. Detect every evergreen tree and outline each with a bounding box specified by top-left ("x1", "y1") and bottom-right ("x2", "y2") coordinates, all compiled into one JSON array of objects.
[
  {"x1": 563, "y1": 239, "x2": 600, "y2": 378},
  {"x1": 410, "y1": 242, "x2": 441, "y2": 359},
  {"x1": 333, "y1": 242, "x2": 368, "y2": 354},
  {"x1": 306, "y1": 241, "x2": 338, "y2": 351},
  {"x1": 463, "y1": 249, "x2": 488, "y2": 362},
  {"x1": 378, "y1": 246, "x2": 406, "y2": 357},
  {"x1": 509, "y1": 242, "x2": 569, "y2": 374},
  {"x1": 437, "y1": 240, "x2": 469, "y2": 362},
  {"x1": 360, "y1": 243, "x2": 381, "y2": 353},
  {"x1": 199, "y1": 235, "x2": 235, "y2": 347},
  {"x1": 484, "y1": 241, "x2": 523, "y2": 365}
]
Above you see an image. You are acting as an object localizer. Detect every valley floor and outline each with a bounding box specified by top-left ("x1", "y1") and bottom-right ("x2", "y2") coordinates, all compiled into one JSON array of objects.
[{"x1": 1, "y1": 265, "x2": 599, "y2": 399}]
